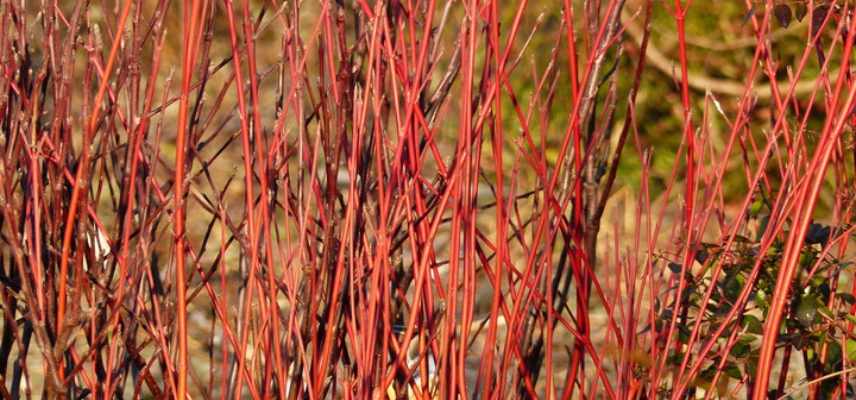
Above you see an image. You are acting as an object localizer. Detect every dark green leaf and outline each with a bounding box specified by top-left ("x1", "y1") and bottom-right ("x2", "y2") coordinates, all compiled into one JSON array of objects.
[
  {"x1": 732, "y1": 341, "x2": 751, "y2": 358},
  {"x1": 743, "y1": 315, "x2": 764, "y2": 334},
  {"x1": 724, "y1": 363, "x2": 742, "y2": 379},
  {"x1": 805, "y1": 223, "x2": 831, "y2": 245},
  {"x1": 668, "y1": 262, "x2": 682, "y2": 274},
  {"x1": 695, "y1": 248, "x2": 709, "y2": 264},
  {"x1": 796, "y1": 293, "x2": 819, "y2": 327}
]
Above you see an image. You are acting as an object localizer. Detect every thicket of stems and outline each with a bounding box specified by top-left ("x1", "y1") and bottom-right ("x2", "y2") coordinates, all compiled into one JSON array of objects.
[{"x1": 0, "y1": 0, "x2": 854, "y2": 398}]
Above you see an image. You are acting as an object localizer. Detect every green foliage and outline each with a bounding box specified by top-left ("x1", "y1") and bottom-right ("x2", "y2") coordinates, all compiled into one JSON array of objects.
[{"x1": 656, "y1": 202, "x2": 855, "y2": 394}]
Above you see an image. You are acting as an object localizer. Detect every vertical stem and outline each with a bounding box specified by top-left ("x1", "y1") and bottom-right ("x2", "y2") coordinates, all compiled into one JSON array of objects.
[{"x1": 175, "y1": 0, "x2": 206, "y2": 397}]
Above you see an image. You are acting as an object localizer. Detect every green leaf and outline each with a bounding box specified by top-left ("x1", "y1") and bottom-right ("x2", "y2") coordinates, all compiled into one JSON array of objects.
[
  {"x1": 765, "y1": 245, "x2": 779, "y2": 258},
  {"x1": 668, "y1": 262, "x2": 682, "y2": 274},
  {"x1": 795, "y1": 293, "x2": 819, "y2": 327},
  {"x1": 744, "y1": 315, "x2": 764, "y2": 334},
  {"x1": 750, "y1": 196, "x2": 764, "y2": 216},
  {"x1": 732, "y1": 341, "x2": 750, "y2": 358},
  {"x1": 847, "y1": 339, "x2": 856, "y2": 360},
  {"x1": 738, "y1": 334, "x2": 756, "y2": 346},
  {"x1": 825, "y1": 341, "x2": 841, "y2": 365},
  {"x1": 755, "y1": 289, "x2": 769, "y2": 309},
  {"x1": 724, "y1": 274, "x2": 743, "y2": 299},
  {"x1": 724, "y1": 363, "x2": 742, "y2": 379},
  {"x1": 799, "y1": 251, "x2": 816, "y2": 268}
]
